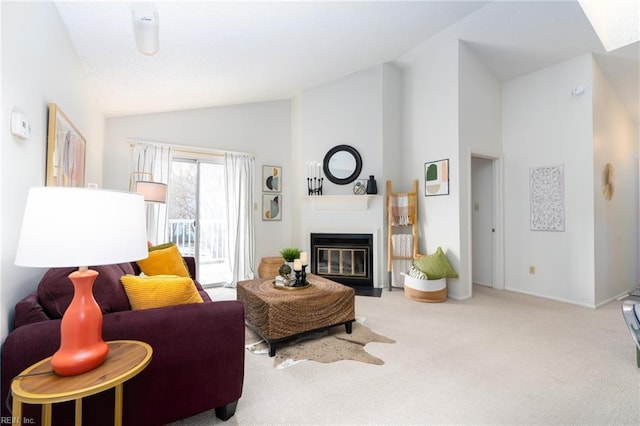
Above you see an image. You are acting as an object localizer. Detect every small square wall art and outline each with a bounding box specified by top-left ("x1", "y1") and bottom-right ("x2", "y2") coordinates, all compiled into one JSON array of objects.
[
  {"x1": 262, "y1": 165, "x2": 281, "y2": 192},
  {"x1": 262, "y1": 194, "x2": 281, "y2": 221},
  {"x1": 424, "y1": 159, "x2": 449, "y2": 196}
]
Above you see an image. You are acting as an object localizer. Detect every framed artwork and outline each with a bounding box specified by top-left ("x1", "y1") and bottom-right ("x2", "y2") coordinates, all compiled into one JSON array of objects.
[
  {"x1": 424, "y1": 159, "x2": 449, "y2": 196},
  {"x1": 530, "y1": 164, "x2": 565, "y2": 231},
  {"x1": 262, "y1": 194, "x2": 281, "y2": 221},
  {"x1": 46, "y1": 103, "x2": 86, "y2": 187},
  {"x1": 262, "y1": 165, "x2": 282, "y2": 192}
]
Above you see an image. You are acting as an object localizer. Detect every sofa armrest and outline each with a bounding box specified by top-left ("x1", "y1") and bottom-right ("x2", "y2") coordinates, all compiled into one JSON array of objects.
[
  {"x1": 1, "y1": 319, "x2": 62, "y2": 423},
  {"x1": 2, "y1": 300, "x2": 245, "y2": 425},
  {"x1": 183, "y1": 256, "x2": 197, "y2": 279}
]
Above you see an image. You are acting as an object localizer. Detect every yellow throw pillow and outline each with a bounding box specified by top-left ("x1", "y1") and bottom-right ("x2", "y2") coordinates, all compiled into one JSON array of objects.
[
  {"x1": 120, "y1": 274, "x2": 203, "y2": 310},
  {"x1": 137, "y1": 242, "x2": 190, "y2": 277}
]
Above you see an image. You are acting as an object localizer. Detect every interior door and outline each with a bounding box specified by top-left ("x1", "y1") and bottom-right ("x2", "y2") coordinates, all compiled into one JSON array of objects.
[{"x1": 471, "y1": 157, "x2": 494, "y2": 287}]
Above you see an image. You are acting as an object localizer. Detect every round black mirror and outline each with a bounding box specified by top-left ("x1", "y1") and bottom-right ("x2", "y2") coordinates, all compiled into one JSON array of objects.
[{"x1": 322, "y1": 145, "x2": 363, "y2": 185}]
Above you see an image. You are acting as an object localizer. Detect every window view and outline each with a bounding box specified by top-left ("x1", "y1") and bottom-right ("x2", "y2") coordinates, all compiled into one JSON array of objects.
[{"x1": 169, "y1": 158, "x2": 228, "y2": 285}]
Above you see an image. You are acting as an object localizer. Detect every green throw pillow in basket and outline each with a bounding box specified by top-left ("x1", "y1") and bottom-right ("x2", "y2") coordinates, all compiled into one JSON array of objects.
[{"x1": 413, "y1": 247, "x2": 458, "y2": 280}]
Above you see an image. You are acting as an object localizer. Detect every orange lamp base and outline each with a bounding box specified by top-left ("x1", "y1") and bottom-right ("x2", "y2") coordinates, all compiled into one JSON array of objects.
[{"x1": 51, "y1": 268, "x2": 109, "y2": 376}]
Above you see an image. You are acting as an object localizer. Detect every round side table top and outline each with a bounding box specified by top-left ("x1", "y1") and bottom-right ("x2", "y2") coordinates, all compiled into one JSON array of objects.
[{"x1": 11, "y1": 340, "x2": 152, "y2": 404}]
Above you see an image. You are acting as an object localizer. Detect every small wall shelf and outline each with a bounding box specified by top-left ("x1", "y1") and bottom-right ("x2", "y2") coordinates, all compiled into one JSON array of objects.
[{"x1": 306, "y1": 195, "x2": 380, "y2": 210}]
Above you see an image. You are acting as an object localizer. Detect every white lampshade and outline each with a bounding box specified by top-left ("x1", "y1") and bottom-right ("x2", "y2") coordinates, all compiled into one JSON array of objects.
[
  {"x1": 15, "y1": 187, "x2": 149, "y2": 268},
  {"x1": 135, "y1": 181, "x2": 167, "y2": 203}
]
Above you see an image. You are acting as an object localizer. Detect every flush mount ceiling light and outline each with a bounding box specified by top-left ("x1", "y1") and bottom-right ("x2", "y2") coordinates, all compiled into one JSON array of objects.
[
  {"x1": 578, "y1": 0, "x2": 639, "y2": 52},
  {"x1": 132, "y1": 5, "x2": 159, "y2": 55}
]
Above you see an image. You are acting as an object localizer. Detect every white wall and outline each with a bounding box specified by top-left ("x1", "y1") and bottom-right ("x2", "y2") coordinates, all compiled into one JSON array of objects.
[
  {"x1": 458, "y1": 42, "x2": 503, "y2": 298},
  {"x1": 503, "y1": 54, "x2": 596, "y2": 307},
  {"x1": 296, "y1": 64, "x2": 398, "y2": 287},
  {"x1": 1, "y1": 2, "x2": 105, "y2": 340},
  {"x1": 381, "y1": 64, "x2": 404, "y2": 283},
  {"x1": 382, "y1": 64, "x2": 404, "y2": 186},
  {"x1": 102, "y1": 100, "x2": 292, "y2": 266},
  {"x1": 592, "y1": 59, "x2": 638, "y2": 305},
  {"x1": 402, "y1": 39, "x2": 463, "y2": 296}
]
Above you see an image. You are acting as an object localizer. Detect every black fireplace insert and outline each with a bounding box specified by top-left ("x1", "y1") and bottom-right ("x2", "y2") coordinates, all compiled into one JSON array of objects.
[{"x1": 310, "y1": 233, "x2": 373, "y2": 289}]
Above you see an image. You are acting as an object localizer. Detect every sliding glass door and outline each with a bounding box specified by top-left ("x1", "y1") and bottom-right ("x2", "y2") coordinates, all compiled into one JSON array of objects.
[{"x1": 168, "y1": 157, "x2": 228, "y2": 285}]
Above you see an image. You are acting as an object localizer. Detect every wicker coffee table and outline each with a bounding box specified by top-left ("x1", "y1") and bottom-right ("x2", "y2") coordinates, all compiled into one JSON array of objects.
[{"x1": 237, "y1": 274, "x2": 355, "y2": 356}]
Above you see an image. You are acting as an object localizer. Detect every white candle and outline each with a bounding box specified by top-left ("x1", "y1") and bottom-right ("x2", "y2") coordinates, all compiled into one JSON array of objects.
[
  {"x1": 293, "y1": 259, "x2": 302, "y2": 271},
  {"x1": 300, "y1": 251, "x2": 308, "y2": 266}
]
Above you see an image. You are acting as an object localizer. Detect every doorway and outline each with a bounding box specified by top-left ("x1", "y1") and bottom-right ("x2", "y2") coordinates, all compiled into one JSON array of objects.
[
  {"x1": 168, "y1": 158, "x2": 229, "y2": 285},
  {"x1": 471, "y1": 156, "x2": 504, "y2": 290}
]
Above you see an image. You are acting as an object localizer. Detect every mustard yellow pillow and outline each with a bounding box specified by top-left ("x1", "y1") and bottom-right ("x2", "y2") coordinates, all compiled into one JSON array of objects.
[
  {"x1": 137, "y1": 242, "x2": 190, "y2": 277},
  {"x1": 120, "y1": 275, "x2": 203, "y2": 310}
]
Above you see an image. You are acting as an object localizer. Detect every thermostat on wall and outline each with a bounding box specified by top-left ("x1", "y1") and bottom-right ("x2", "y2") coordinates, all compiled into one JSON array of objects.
[{"x1": 11, "y1": 110, "x2": 31, "y2": 140}]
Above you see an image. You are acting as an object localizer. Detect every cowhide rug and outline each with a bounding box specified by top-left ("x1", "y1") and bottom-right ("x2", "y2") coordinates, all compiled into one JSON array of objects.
[{"x1": 245, "y1": 320, "x2": 395, "y2": 369}]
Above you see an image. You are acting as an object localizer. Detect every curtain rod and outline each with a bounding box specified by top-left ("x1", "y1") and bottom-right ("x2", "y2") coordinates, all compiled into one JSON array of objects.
[{"x1": 127, "y1": 138, "x2": 253, "y2": 158}]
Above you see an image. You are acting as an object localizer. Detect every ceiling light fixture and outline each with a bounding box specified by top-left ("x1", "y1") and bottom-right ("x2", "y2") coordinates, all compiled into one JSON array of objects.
[{"x1": 132, "y1": 5, "x2": 159, "y2": 55}]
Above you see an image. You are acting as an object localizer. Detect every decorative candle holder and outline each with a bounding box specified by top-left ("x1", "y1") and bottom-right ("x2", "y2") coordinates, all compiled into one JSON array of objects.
[
  {"x1": 307, "y1": 177, "x2": 323, "y2": 196},
  {"x1": 294, "y1": 265, "x2": 308, "y2": 287},
  {"x1": 294, "y1": 270, "x2": 303, "y2": 286}
]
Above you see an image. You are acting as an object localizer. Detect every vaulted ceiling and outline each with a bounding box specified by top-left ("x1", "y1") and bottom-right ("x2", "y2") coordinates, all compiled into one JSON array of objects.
[{"x1": 55, "y1": 1, "x2": 639, "y2": 121}]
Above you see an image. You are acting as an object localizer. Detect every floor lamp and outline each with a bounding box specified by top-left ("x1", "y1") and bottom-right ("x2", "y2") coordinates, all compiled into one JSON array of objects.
[
  {"x1": 130, "y1": 172, "x2": 167, "y2": 245},
  {"x1": 129, "y1": 172, "x2": 167, "y2": 203},
  {"x1": 15, "y1": 187, "x2": 148, "y2": 376}
]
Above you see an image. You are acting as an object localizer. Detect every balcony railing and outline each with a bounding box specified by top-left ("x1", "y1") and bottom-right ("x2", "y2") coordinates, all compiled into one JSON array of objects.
[{"x1": 168, "y1": 219, "x2": 225, "y2": 262}]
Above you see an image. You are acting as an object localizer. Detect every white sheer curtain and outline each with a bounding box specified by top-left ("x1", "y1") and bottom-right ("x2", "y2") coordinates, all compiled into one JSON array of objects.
[
  {"x1": 224, "y1": 152, "x2": 255, "y2": 287},
  {"x1": 131, "y1": 143, "x2": 172, "y2": 244}
]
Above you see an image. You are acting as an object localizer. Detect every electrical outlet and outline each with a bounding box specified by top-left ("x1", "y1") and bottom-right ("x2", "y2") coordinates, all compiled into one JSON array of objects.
[{"x1": 529, "y1": 265, "x2": 535, "y2": 274}]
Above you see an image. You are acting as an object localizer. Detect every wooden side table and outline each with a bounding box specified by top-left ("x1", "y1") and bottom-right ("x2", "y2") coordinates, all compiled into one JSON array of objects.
[{"x1": 11, "y1": 340, "x2": 152, "y2": 426}]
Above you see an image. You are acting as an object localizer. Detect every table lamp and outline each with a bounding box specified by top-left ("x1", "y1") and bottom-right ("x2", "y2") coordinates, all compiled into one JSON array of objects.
[{"x1": 15, "y1": 187, "x2": 148, "y2": 376}]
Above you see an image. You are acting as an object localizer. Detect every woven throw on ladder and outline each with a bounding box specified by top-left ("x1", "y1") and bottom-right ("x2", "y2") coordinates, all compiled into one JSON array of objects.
[
  {"x1": 390, "y1": 194, "x2": 416, "y2": 226},
  {"x1": 391, "y1": 234, "x2": 413, "y2": 287}
]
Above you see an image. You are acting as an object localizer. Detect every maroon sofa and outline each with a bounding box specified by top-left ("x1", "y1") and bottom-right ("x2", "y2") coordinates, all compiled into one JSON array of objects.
[{"x1": 1, "y1": 257, "x2": 244, "y2": 425}]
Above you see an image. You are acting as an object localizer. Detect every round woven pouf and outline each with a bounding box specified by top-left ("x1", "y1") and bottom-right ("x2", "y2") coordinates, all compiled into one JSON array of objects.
[{"x1": 258, "y1": 256, "x2": 285, "y2": 279}]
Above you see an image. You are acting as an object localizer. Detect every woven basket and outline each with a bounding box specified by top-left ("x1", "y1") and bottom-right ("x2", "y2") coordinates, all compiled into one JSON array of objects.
[
  {"x1": 258, "y1": 256, "x2": 285, "y2": 279},
  {"x1": 402, "y1": 274, "x2": 447, "y2": 303}
]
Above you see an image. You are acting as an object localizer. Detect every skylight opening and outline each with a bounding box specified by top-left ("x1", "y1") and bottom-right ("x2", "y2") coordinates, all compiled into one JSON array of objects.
[{"x1": 578, "y1": 0, "x2": 639, "y2": 52}]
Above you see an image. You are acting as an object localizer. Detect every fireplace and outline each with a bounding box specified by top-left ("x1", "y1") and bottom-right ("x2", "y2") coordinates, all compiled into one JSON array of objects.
[{"x1": 310, "y1": 233, "x2": 373, "y2": 289}]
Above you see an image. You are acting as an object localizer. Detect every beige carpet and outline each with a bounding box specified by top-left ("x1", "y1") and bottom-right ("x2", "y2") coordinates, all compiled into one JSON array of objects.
[
  {"x1": 245, "y1": 321, "x2": 395, "y2": 368},
  {"x1": 171, "y1": 285, "x2": 640, "y2": 425}
]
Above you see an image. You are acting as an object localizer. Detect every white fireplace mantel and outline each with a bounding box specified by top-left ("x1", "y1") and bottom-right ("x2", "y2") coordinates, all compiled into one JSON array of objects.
[{"x1": 306, "y1": 195, "x2": 380, "y2": 210}]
